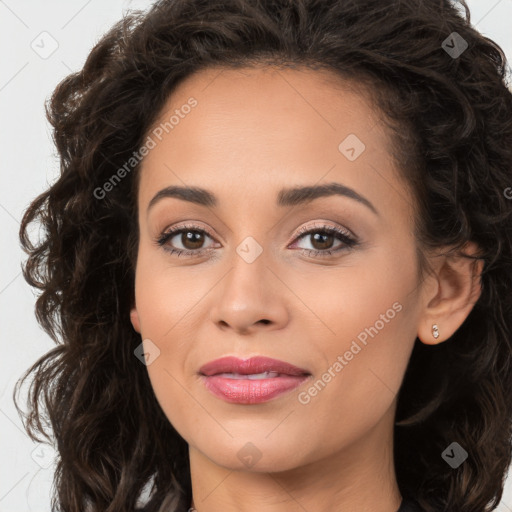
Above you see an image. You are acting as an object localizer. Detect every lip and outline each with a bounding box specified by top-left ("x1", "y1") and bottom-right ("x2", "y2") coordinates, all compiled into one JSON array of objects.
[
  {"x1": 199, "y1": 356, "x2": 311, "y2": 405},
  {"x1": 199, "y1": 356, "x2": 310, "y2": 376}
]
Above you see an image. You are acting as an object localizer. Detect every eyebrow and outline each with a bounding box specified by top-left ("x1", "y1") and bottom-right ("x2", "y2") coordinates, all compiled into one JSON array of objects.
[{"x1": 147, "y1": 182, "x2": 379, "y2": 216}]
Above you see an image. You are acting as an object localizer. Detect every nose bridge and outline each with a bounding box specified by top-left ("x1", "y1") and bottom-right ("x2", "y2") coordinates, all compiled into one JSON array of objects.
[
  {"x1": 209, "y1": 233, "x2": 288, "y2": 332},
  {"x1": 222, "y1": 236, "x2": 271, "y2": 309}
]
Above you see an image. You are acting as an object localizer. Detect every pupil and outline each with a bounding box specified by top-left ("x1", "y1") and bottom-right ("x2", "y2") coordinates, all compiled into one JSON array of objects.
[
  {"x1": 312, "y1": 233, "x2": 333, "y2": 250},
  {"x1": 183, "y1": 231, "x2": 204, "y2": 249}
]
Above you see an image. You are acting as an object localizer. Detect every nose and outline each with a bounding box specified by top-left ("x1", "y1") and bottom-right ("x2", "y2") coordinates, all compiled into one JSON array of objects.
[{"x1": 209, "y1": 250, "x2": 289, "y2": 335}]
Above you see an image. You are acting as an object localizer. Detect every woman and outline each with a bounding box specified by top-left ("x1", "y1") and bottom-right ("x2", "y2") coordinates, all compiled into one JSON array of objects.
[{"x1": 15, "y1": 0, "x2": 512, "y2": 511}]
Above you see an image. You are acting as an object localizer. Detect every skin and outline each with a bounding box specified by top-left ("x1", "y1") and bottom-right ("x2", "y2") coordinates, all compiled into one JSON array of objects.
[{"x1": 130, "y1": 65, "x2": 483, "y2": 512}]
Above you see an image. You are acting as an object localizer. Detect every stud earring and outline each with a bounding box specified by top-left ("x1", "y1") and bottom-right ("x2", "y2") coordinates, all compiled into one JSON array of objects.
[{"x1": 432, "y1": 324, "x2": 440, "y2": 339}]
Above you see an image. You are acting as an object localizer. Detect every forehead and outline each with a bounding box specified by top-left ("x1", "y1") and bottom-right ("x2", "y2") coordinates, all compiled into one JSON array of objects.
[
  {"x1": 137, "y1": 65, "x2": 411, "y2": 222},
  {"x1": 150, "y1": 65, "x2": 380, "y2": 142}
]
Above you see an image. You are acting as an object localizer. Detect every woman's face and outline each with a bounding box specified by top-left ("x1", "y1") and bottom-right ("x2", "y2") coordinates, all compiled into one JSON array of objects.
[{"x1": 130, "y1": 65, "x2": 428, "y2": 472}]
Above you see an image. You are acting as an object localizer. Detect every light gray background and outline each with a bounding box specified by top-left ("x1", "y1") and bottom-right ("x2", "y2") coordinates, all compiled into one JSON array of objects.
[{"x1": 1, "y1": 1, "x2": 511, "y2": 510}]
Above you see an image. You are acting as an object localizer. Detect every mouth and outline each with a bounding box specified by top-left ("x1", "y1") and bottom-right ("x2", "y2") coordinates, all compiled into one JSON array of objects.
[
  {"x1": 199, "y1": 356, "x2": 311, "y2": 404},
  {"x1": 212, "y1": 371, "x2": 283, "y2": 379}
]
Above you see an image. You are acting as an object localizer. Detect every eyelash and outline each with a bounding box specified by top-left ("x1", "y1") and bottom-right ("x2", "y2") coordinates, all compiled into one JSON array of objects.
[{"x1": 155, "y1": 222, "x2": 359, "y2": 259}]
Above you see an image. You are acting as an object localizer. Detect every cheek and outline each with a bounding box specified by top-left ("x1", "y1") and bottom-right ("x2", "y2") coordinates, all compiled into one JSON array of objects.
[
  {"x1": 132, "y1": 249, "x2": 215, "y2": 434},
  {"x1": 133, "y1": 245, "x2": 211, "y2": 339},
  {"x1": 296, "y1": 249, "x2": 419, "y2": 427},
  {"x1": 287, "y1": 241, "x2": 418, "y2": 352}
]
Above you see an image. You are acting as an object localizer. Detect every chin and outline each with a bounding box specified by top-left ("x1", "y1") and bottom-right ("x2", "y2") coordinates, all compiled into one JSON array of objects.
[{"x1": 193, "y1": 436, "x2": 310, "y2": 473}]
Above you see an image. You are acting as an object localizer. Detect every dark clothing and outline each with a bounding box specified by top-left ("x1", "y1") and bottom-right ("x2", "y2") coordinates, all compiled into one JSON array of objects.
[{"x1": 397, "y1": 497, "x2": 424, "y2": 512}]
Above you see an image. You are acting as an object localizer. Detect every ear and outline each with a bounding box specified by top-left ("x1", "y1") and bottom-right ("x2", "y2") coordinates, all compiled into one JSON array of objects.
[
  {"x1": 130, "y1": 306, "x2": 141, "y2": 333},
  {"x1": 417, "y1": 241, "x2": 484, "y2": 345}
]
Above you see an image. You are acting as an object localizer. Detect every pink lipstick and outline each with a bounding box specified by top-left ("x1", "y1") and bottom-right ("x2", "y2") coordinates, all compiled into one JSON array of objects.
[{"x1": 199, "y1": 356, "x2": 311, "y2": 404}]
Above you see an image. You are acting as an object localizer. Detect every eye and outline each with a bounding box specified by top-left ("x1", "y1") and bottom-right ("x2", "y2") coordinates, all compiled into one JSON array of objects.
[
  {"x1": 289, "y1": 223, "x2": 358, "y2": 257},
  {"x1": 156, "y1": 223, "x2": 218, "y2": 257},
  {"x1": 155, "y1": 222, "x2": 358, "y2": 258}
]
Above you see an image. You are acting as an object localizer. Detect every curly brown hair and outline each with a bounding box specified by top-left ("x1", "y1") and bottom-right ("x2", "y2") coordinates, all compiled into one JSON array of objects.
[{"x1": 14, "y1": 0, "x2": 512, "y2": 511}]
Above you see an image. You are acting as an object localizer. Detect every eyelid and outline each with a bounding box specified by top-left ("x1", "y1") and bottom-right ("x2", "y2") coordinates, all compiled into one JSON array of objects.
[
  {"x1": 156, "y1": 222, "x2": 218, "y2": 246},
  {"x1": 290, "y1": 221, "x2": 355, "y2": 244}
]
